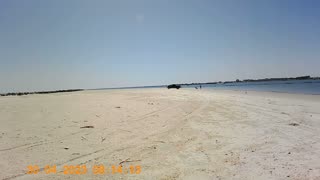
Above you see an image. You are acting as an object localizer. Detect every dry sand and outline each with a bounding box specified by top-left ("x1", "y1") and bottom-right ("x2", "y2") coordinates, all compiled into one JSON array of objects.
[{"x1": 0, "y1": 89, "x2": 320, "y2": 180}]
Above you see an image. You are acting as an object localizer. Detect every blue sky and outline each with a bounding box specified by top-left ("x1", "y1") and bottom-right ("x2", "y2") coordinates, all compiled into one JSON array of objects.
[{"x1": 1, "y1": 0, "x2": 320, "y2": 92}]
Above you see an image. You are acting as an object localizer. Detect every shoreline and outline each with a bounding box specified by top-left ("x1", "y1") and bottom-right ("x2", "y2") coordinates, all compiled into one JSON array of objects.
[
  {"x1": 200, "y1": 88, "x2": 320, "y2": 97},
  {"x1": 1, "y1": 78, "x2": 320, "y2": 97},
  {"x1": 92, "y1": 87, "x2": 320, "y2": 97}
]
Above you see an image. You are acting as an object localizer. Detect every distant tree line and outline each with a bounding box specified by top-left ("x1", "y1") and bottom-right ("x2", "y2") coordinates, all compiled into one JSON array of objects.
[
  {"x1": 242, "y1": 76, "x2": 315, "y2": 82},
  {"x1": 170, "y1": 75, "x2": 320, "y2": 87}
]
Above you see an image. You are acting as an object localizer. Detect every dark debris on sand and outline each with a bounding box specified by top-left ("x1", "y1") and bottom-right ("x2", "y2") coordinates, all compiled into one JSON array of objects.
[
  {"x1": 289, "y1": 123, "x2": 299, "y2": 126},
  {"x1": 80, "y1": 126, "x2": 94, "y2": 129}
]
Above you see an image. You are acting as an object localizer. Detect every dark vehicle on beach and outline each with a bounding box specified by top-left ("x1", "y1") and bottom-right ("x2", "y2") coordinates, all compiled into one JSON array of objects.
[{"x1": 167, "y1": 84, "x2": 181, "y2": 89}]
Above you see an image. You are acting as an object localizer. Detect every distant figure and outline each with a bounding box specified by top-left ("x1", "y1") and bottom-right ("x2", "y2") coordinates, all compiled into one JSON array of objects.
[{"x1": 200, "y1": 85, "x2": 202, "y2": 89}]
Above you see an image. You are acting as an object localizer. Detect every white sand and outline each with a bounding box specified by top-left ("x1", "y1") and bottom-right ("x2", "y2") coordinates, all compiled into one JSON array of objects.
[{"x1": 0, "y1": 89, "x2": 320, "y2": 180}]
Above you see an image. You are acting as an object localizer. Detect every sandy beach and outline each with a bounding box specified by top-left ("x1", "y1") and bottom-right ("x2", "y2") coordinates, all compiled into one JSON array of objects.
[{"x1": 0, "y1": 89, "x2": 320, "y2": 180}]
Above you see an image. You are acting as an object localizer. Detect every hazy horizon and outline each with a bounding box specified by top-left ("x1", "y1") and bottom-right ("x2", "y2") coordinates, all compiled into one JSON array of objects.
[{"x1": 1, "y1": 0, "x2": 320, "y2": 93}]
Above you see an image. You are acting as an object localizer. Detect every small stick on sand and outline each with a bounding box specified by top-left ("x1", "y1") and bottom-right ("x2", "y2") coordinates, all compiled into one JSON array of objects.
[
  {"x1": 101, "y1": 137, "x2": 106, "y2": 142},
  {"x1": 119, "y1": 158, "x2": 141, "y2": 165},
  {"x1": 81, "y1": 136, "x2": 88, "y2": 141}
]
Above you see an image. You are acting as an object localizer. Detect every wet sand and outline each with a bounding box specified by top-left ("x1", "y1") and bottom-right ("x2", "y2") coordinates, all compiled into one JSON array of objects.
[{"x1": 0, "y1": 89, "x2": 320, "y2": 180}]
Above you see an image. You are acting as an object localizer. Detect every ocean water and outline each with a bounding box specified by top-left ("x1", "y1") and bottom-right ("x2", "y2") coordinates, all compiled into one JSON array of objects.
[
  {"x1": 96, "y1": 80, "x2": 320, "y2": 95},
  {"x1": 182, "y1": 80, "x2": 320, "y2": 95}
]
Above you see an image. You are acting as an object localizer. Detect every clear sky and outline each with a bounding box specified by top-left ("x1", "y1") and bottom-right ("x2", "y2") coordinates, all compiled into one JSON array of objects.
[{"x1": 1, "y1": 0, "x2": 320, "y2": 92}]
